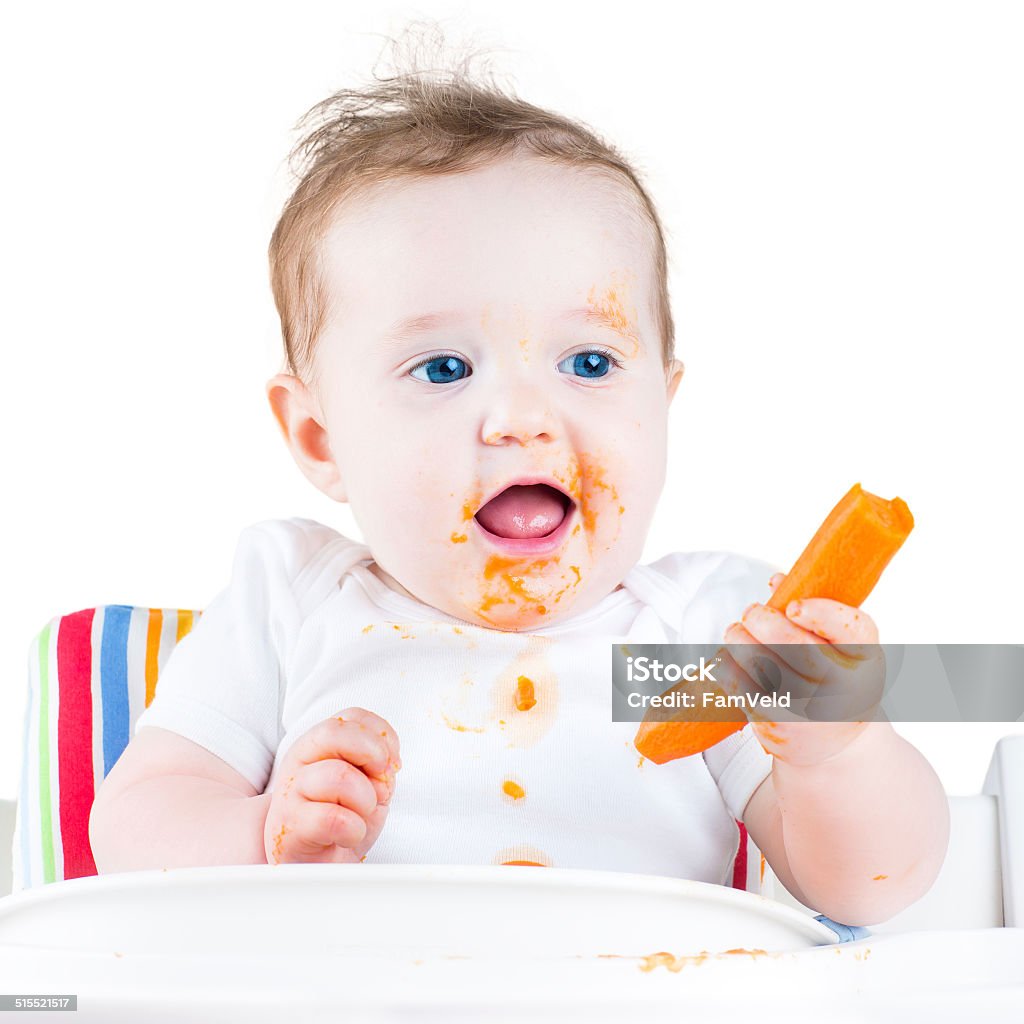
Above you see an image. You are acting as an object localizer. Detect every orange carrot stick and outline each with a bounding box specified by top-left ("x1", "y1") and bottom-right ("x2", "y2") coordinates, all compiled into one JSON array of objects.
[
  {"x1": 766, "y1": 483, "x2": 914, "y2": 612},
  {"x1": 634, "y1": 483, "x2": 914, "y2": 764}
]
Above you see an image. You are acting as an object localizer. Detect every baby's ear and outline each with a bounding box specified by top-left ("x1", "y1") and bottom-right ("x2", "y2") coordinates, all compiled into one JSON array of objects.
[
  {"x1": 265, "y1": 373, "x2": 347, "y2": 502},
  {"x1": 665, "y1": 358, "x2": 685, "y2": 404}
]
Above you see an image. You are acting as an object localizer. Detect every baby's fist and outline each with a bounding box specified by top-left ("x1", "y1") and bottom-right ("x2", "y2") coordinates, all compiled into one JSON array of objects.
[{"x1": 263, "y1": 708, "x2": 401, "y2": 865}]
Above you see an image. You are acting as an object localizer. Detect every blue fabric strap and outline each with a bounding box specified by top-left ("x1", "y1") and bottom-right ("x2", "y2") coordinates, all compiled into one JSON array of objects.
[{"x1": 814, "y1": 914, "x2": 872, "y2": 943}]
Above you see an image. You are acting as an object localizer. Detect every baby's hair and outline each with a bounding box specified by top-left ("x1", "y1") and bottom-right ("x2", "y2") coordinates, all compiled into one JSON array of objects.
[{"x1": 268, "y1": 21, "x2": 676, "y2": 391}]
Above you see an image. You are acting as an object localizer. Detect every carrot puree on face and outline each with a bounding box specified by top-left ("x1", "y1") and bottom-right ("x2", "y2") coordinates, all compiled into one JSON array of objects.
[{"x1": 635, "y1": 483, "x2": 914, "y2": 764}]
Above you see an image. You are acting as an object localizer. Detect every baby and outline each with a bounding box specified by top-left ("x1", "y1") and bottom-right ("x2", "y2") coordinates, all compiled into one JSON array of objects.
[{"x1": 89, "y1": 58, "x2": 949, "y2": 926}]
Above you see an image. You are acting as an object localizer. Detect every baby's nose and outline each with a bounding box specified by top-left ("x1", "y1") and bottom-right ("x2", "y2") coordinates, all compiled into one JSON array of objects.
[{"x1": 481, "y1": 400, "x2": 558, "y2": 446}]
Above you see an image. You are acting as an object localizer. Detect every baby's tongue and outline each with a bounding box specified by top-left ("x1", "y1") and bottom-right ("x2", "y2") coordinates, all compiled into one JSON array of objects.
[{"x1": 475, "y1": 484, "x2": 567, "y2": 539}]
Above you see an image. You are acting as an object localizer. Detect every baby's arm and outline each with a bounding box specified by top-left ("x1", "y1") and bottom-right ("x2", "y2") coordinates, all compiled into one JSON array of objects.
[
  {"x1": 91, "y1": 708, "x2": 402, "y2": 871},
  {"x1": 90, "y1": 727, "x2": 271, "y2": 871},
  {"x1": 743, "y1": 724, "x2": 950, "y2": 925},
  {"x1": 731, "y1": 587, "x2": 950, "y2": 925}
]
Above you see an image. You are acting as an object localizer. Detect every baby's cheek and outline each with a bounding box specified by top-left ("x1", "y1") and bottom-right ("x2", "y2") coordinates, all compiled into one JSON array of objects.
[{"x1": 574, "y1": 450, "x2": 628, "y2": 546}]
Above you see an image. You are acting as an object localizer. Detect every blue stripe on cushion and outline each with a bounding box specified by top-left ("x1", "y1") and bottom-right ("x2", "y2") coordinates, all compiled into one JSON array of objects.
[{"x1": 100, "y1": 605, "x2": 132, "y2": 777}]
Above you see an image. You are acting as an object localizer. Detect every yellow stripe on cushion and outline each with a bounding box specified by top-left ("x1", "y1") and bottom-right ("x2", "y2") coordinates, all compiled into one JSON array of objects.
[
  {"x1": 176, "y1": 608, "x2": 194, "y2": 642},
  {"x1": 144, "y1": 609, "x2": 162, "y2": 708}
]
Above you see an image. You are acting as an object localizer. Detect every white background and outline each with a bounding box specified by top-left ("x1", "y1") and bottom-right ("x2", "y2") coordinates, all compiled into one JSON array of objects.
[{"x1": 2, "y1": 0, "x2": 1021, "y2": 801}]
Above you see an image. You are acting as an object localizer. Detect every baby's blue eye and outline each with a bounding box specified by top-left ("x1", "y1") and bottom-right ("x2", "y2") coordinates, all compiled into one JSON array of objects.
[
  {"x1": 408, "y1": 347, "x2": 622, "y2": 385},
  {"x1": 409, "y1": 353, "x2": 471, "y2": 384},
  {"x1": 558, "y1": 349, "x2": 620, "y2": 379}
]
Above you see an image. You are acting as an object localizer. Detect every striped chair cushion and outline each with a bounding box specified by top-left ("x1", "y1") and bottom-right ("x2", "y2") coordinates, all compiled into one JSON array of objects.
[
  {"x1": 13, "y1": 606, "x2": 200, "y2": 891},
  {"x1": 12, "y1": 605, "x2": 763, "y2": 894}
]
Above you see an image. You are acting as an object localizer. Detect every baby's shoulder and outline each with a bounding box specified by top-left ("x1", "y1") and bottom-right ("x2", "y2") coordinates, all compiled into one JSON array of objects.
[
  {"x1": 646, "y1": 550, "x2": 779, "y2": 594},
  {"x1": 644, "y1": 550, "x2": 780, "y2": 636},
  {"x1": 233, "y1": 517, "x2": 371, "y2": 610}
]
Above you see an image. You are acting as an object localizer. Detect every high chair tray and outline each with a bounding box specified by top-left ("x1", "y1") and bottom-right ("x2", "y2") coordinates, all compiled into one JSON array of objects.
[
  {"x1": 0, "y1": 863, "x2": 835, "y2": 955},
  {"x1": 1, "y1": 866, "x2": 1022, "y2": 1022}
]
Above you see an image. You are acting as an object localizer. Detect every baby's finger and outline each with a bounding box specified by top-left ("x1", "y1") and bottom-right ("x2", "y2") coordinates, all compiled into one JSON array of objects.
[
  {"x1": 722, "y1": 622, "x2": 816, "y2": 716},
  {"x1": 768, "y1": 573, "x2": 786, "y2": 591},
  {"x1": 294, "y1": 799, "x2": 369, "y2": 853},
  {"x1": 295, "y1": 758, "x2": 381, "y2": 818},
  {"x1": 334, "y1": 707, "x2": 402, "y2": 772},
  {"x1": 784, "y1": 599, "x2": 878, "y2": 655},
  {"x1": 289, "y1": 717, "x2": 391, "y2": 780},
  {"x1": 740, "y1": 604, "x2": 828, "y2": 682},
  {"x1": 711, "y1": 644, "x2": 761, "y2": 702}
]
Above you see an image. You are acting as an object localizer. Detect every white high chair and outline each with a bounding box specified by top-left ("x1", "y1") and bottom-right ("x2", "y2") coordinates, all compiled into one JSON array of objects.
[
  {"x1": 1, "y1": 604, "x2": 1022, "y2": 1020},
  {"x1": 1, "y1": 739, "x2": 1022, "y2": 1022}
]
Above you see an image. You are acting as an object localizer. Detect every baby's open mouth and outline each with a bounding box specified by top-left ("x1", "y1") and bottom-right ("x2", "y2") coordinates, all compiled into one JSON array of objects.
[{"x1": 474, "y1": 483, "x2": 574, "y2": 540}]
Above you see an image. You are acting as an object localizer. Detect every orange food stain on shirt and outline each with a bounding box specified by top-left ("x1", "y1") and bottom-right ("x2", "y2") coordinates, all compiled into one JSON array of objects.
[
  {"x1": 442, "y1": 713, "x2": 486, "y2": 734},
  {"x1": 515, "y1": 675, "x2": 537, "y2": 711},
  {"x1": 493, "y1": 844, "x2": 552, "y2": 867},
  {"x1": 361, "y1": 624, "x2": 374, "y2": 634},
  {"x1": 492, "y1": 637, "x2": 558, "y2": 747},
  {"x1": 502, "y1": 779, "x2": 526, "y2": 800}
]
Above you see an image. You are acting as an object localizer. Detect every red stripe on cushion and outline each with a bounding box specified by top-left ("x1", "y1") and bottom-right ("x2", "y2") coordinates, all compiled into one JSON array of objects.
[
  {"x1": 731, "y1": 819, "x2": 748, "y2": 891},
  {"x1": 57, "y1": 610, "x2": 98, "y2": 880}
]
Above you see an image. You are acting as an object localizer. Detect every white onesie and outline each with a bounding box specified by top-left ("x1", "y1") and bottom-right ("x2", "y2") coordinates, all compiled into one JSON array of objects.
[{"x1": 134, "y1": 517, "x2": 777, "y2": 884}]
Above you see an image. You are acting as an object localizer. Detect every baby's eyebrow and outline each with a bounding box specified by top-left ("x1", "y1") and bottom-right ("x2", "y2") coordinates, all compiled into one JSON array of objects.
[
  {"x1": 386, "y1": 310, "x2": 462, "y2": 342},
  {"x1": 559, "y1": 306, "x2": 639, "y2": 341},
  {"x1": 383, "y1": 307, "x2": 639, "y2": 344}
]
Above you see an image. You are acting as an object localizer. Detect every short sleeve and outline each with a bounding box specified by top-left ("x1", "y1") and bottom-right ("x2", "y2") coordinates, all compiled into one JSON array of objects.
[
  {"x1": 702, "y1": 723, "x2": 773, "y2": 821},
  {"x1": 132, "y1": 519, "x2": 312, "y2": 792},
  {"x1": 650, "y1": 550, "x2": 780, "y2": 820},
  {"x1": 677, "y1": 552, "x2": 781, "y2": 644}
]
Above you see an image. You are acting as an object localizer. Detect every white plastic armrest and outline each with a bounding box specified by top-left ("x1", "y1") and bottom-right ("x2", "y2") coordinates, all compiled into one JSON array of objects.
[
  {"x1": 982, "y1": 734, "x2": 1024, "y2": 927},
  {"x1": 0, "y1": 798, "x2": 15, "y2": 900}
]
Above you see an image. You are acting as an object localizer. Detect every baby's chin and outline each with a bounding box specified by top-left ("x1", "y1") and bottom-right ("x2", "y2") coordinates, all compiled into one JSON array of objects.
[{"x1": 444, "y1": 562, "x2": 622, "y2": 632}]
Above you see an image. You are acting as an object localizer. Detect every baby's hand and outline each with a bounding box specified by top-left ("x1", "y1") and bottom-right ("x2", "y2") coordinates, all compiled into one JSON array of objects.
[
  {"x1": 263, "y1": 708, "x2": 402, "y2": 865},
  {"x1": 719, "y1": 574, "x2": 886, "y2": 767}
]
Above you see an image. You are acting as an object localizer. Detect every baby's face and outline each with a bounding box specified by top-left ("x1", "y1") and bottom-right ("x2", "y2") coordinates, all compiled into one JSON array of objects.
[{"x1": 274, "y1": 154, "x2": 683, "y2": 631}]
